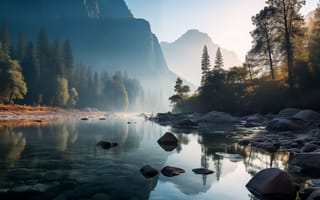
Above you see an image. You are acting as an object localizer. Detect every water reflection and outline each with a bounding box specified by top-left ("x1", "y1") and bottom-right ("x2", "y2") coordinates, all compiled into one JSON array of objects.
[{"x1": 0, "y1": 117, "x2": 294, "y2": 200}]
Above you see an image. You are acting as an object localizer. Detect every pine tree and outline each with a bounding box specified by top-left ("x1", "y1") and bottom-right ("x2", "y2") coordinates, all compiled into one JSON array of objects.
[
  {"x1": 16, "y1": 32, "x2": 26, "y2": 61},
  {"x1": 0, "y1": 21, "x2": 10, "y2": 53},
  {"x1": 201, "y1": 45, "x2": 211, "y2": 86},
  {"x1": 51, "y1": 39, "x2": 64, "y2": 76},
  {"x1": 36, "y1": 27, "x2": 50, "y2": 76},
  {"x1": 63, "y1": 40, "x2": 73, "y2": 80},
  {"x1": 214, "y1": 47, "x2": 224, "y2": 69}
]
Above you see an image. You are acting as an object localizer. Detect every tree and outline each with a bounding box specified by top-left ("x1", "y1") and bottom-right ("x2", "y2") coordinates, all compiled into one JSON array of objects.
[
  {"x1": 266, "y1": 0, "x2": 305, "y2": 88},
  {"x1": 16, "y1": 32, "x2": 26, "y2": 61},
  {"x1": 68, "y1": 87, "x2": 78, "y2": 107},
  {"x1": 0, "y1": 21, "x2": 10, "y2": 53},
  {"x1": 214, "y1": 47, "x2": 224, "y2": 69},
  {"x1": 169, "y1": 77, "x2": 190, "y2": 105},
  {"x1": 201, "y1": 45, "x2": 211, "y2": 86},
  {"x1": 250, "y1": 7, "x2": 277, "y2": 79},
  {"x1": 309, "y1": 7, "x2": 320, "y2": 78},
  {"x1": 51, "y1": 39, "x2": 64, "y2": 77},
  {"x1": 0, "y1": 43, "x2": 27, "y2": 103},
  {"x1": 63, "y1": 40, "x2": 74, "y2": 79},
  {"x1": 54, "y1": 76, "x2": 69, "y2": 106}
]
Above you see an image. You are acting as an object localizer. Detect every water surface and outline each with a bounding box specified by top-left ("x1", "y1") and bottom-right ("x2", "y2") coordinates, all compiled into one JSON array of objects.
[{"x1": 0, "y1": 115, "x2": 289, "y2": 200}]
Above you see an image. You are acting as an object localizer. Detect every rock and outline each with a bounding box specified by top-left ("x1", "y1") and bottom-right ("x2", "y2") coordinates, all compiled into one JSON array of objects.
[
  {"x1": 266, "y1": 118, "x2": 305, "y2": 131},
  {"x1": 173, "y1": 119, "x2": 199, "y2": 129},
  {"x1": 192, "y1": 168, "x2": 214, "y2": 175},
  {"x1": 238, "y1": 139, "x2": 250, "y2": 146},
  {"x1": 299, "y1": 188, "x2": 318, "y2": 200},
  {"x1": 244, "y1": 121, "x2": 262, "y2": 128},
  {"x1": 99, "y1": 117, "x2": 106, "y2": 120},
  {"x1": 246, "y1": 113, "x2": 268, "y2": 123},
  {"x1": 139, "y1": 165, "x2": 158, "y2": 178},
  {"x1": 293, "y1": 110, "x2": 320, "y2": 122},
  {"x1": 290, "y1": 153, "x2": 320, "y2": 175},
  {"x1": 157, "y1": 132, "x2": 178, "y2": 151},
  {"x1": 96, "y1": 140, "x2": 118, "y2": 149},
  {"x1": 161, "y1": 166, "x2": 185, "y2": 177},
  {"x1": 197, "y1": 111, "x2": 239, "y2": 123},
  {"x1": 306, "y1": 179, "x2": 320, "y2": 187},
  {"x1": 307, "y1": 190, "x2": 320, "y2": 200},
  {"x1": 80, "y1": 117, "x2": 89, "y2": 120},
  {"x1": 277, "y1": 108, "x2": 301, "y2": 118},
  {"x1": 300, "y1": 144, "x2": 320, "y2": 153},
  {"x1": 246, "y1": 168, "x2": 297, "y2": 200},
  {"x1": 253, "y1": 141, "x2": 280, "y2": 153}
]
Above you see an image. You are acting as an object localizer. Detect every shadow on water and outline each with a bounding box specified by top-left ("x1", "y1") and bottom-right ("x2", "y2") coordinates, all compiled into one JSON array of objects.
[{"x1": 0, "y1": 117, "x2": 294, "y2": 200}]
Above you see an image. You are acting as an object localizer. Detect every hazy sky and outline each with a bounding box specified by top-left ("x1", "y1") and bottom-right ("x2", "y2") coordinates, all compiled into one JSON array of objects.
[{"x1": 126, "y1": 0, "x2": 319, "y2": 62}]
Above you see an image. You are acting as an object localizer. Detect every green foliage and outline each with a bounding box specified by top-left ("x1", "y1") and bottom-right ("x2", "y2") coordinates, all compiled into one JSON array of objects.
[
  {"x1": 54, "y1": 76, "x2": 69, "y2": 106},
  {"x1": 0, "y1": 43, "x2": 27, "y2": 103},
  {"x1": 169, "y1": 77, "x2": 190, "y2": 105},
  {"x1": 68, "y1": 88, "x2": 78, "y2": 107},
  {"x1": 214, "y1": 47, "x2": 224, "y2": 69},
  {"x1": 0, "y1": 21, "x2": 10, "y2": 53}
]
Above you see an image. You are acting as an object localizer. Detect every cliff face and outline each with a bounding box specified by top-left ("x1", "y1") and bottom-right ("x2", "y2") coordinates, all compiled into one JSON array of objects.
[{"x1": 0, "y1": 0, "x2": 170, "y2": 78}]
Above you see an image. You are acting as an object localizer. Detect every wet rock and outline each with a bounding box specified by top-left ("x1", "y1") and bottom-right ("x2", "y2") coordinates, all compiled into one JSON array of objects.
[
  {"x1": 253, "y1": 141, "x2": 280, "y2": 153},
  {"x1": 197, "y1": 111, "x2": 239, "y2": 123},
  {"x1": 96, "y1": 140, "x2": 118, "y2": 149},
  {"x1": 266, "y1": 118, "x2": 305, "y2": 131},
  {"x1": 238, "y1": 139, "x2": 250, "y2": 146},
  {"x1": 139, "y1": 165, "x2": 158, "y2": 178},
  {"x1": 306, "y1": 179, "x2": 320, "y2": 187},
  {"x1": 293, "y1": 110, "x2": 320, "y2": 122},
  {"x1": 80, "y1": 117, "x2": 89, "y2": 120},
  {"x1": 277, "y1": 108, "x2": 301, "y2": 118},
  {"x1": 157, "y1": 132, "x2": 178, "y2": 151},
  {"x1": 244, "y1": 121, "x2": 262, "y2": 128},
  {"x1": 161, "y1": 166, "x2": 185, "y2": 177},
  {"x1": 92, "y1": 193, "x2": 111, "y2": 200},
  {"x1": 307, "y1": 190, "x2": 320, "y2": 200},
  {"x1": 290, "y1": 153, "x2": 320, "y2": 175},
  {"x1": 192, "y1": 168, "x2": 214, "y2": 175},
  {"x1": 173, "y1": 119, "x2": 199, "y2": 129},
  {"x1": 246, "y1": 168, "x2": 297, "y2": 200},
  {"x1": 246, "y1": 113, "x2": 268, "y2": 123},
  {"x1": 299, "y1": 188, "x2": 318, "y2": 200},
  {"x1": 300, "y1": 144, "x2": 320, "y2": 153}
]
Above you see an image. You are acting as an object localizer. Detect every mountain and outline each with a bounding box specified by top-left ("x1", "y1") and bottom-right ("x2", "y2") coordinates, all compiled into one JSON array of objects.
[
  {"x1": 0, "y1": 0, "x2": 175, "y2": 94},
  {"x1": 161, "y1": 29, "x2": 242, "y2": 86}
]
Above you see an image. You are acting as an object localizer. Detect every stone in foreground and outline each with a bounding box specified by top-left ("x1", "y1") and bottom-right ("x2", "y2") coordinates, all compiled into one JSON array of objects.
[
  {"x1": 157, "y1": 132, "x2": 178, "y2": 151},
  {"x1": 140, "y1": 165, "x2": 158, "y2": 178},
  {"x1": 96, "y1": 140, "x2": 118, "y2": 149},
  {"x1": 192, "y1": 168, "x2": 214, "y2": 175},
  {"x1": 161, "y1": 166, "x2": 185, "y2": 177},
  {"x1": 246, "y1": 168, "x2": 296, "y2": 200}
]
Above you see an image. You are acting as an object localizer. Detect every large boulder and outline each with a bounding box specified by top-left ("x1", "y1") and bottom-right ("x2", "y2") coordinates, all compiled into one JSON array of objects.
[
  {"x1": 266, "y1": 118, "x2": 305, "y2": 131},
  {"x1": 290, "y1": 153, "x2": 320, "y2": 175},
  {"x1": 246, "y1": 168, "x2": 297, "y2": 200},
  {"x1": 293, "y1": 110, "x2": 320, "y2": 122},
  {"x1": 307, "y1": 190, "x2": 320, "y2": 200},
  {"x1": 157, "y1": 132, "x2": 178, "y2": 151},
  {"x1": 277, "y1": 108, "x2": 301, "y2": 118},
  {"x1": 197, "y1": 111, "x2": 239, "y2": 123},
  {"x1": 161, "y1": 166, "x2": 185, "y2": 177}
]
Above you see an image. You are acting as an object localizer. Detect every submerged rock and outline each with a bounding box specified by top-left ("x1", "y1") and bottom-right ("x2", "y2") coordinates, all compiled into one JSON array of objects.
[
  {"x1": 246, "y1": 168, "x2": 297, "y2": 200},
  {"x1": 192, "y1": 168, "x2": 214, "y2": 175},
  {"x1": 157, "y1": 132, "x2": 178, "y2": 151},
  {"x1": 96, "y1": 140, "x2": 118, "y2": 149},
  {"x1": 139, "y1": 165, "x2": 158, "y2": 178},
  {"x1": 161, "y1": 166, "x2": 185, "y2": 177}
]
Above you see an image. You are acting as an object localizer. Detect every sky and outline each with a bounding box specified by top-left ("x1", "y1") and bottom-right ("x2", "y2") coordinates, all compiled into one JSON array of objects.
[{"x1": 126, "y1": 0, "x2": 319, "y2": 62}]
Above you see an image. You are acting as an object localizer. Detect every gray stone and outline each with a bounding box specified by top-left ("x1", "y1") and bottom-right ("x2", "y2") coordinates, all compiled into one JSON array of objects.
[
  {"x1": 267, "y1": 118, "x2": 305, "y2": 131},
  {"x1": 277, "y1": 108, "x2": 301, "y2": 118},
  {"x1": 246, "y1": 168, "x2": 296, "y2": 200},
  {"x1": 192, "y1": 168, "x2": 214, "y2": 175},
  {"x1": 157, "y1": 132, "x2": 178, "y2": 151},
  {"x1": 294, "y1": 110, "x2": 320, "y2": 122},
  {"x1": 290, "y1": 153, "x2": 320, "y2": 174},
  {"x1": 161, "y1": 166, "x2": 185, "y2": 177},
  {"x1": 307, "y1": 190, "x2": 320, "y2": 200},
  {"x1": 140, "y1": 165, "x2": 158, "y2": 178}
]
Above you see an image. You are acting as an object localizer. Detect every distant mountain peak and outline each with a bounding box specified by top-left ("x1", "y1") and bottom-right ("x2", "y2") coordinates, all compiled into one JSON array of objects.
[{"x1": 173, "y1": 29, "x2": 217, "y2": 46}]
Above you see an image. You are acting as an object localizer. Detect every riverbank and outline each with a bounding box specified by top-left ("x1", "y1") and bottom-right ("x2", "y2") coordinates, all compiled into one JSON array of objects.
[{"x1": 0, "y1": 104, "x2": 107, "y2": 126}]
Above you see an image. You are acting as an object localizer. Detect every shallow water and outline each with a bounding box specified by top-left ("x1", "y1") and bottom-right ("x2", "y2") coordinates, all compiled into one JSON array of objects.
[{"x1": 0, "y1": 115, "x2": 290, "y2": 200}]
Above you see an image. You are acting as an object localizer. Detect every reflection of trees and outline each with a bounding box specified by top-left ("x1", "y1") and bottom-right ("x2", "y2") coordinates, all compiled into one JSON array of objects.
[
  {"x1": 176, "y1": 134, "x2": 190, "y2": 153},
  {"x1": 238, "y1": 145, "x2": 290, "y2": 176},
  {"x1": 0, "y1": 127, "x2": 26, "y2": 177}
]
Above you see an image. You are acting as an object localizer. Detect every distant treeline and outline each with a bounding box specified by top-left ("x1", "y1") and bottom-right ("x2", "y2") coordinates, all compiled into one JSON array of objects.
[
  {"x1": 170, "y1": 1, "x2": 320, "y2": 114},
  {"x1": 0, "y1": 24, "x2": 148, "y2": 111}
]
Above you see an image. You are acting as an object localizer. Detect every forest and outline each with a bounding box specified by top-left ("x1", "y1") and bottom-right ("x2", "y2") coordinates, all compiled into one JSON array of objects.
[
  {"x1": 170, "y1": 0, "x2": 320, "y2": 115},
  {"x1": 0, "y1": 25, "x2": 150, "y2": 111}
]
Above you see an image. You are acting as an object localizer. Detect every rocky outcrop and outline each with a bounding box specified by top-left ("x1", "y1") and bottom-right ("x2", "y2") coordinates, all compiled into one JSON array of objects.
[
  {"x1": 157, "y1": 132, "x2": 178, "y2": 151},
  {"x1": 246, "y1": 168, "x2": 297, "y2": 200}
]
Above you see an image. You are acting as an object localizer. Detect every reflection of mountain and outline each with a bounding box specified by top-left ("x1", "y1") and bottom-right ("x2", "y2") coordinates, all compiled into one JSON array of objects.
[
  {"x1": 161, "y1": 29, "x2": 242, "y2": 86},
  {"x1": 0, "y1": 127, "x2": 26, "y2": 176}
]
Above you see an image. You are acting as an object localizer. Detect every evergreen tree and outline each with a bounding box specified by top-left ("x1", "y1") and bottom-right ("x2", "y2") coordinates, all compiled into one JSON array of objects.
[
  {"x1": 214, "y1": 47, "x2": 224, "y2": 69},
  {"x1": 0, "y1": 21, "x2": 10, "y2": 53},
  {"x1": 36, "y1": 27, "x2": 50, "y2": 76},
  {"x1": 51, "y1": 39, "x2": 64, "y2": 76},
  {"x1": 266, "y1": 0, "x2": 305, "y2": 88},
  {"x1": 250, "y1": 7, "x2": 277, "y2": 79},
  {"x1": 0, "y1": 43, "x2": 27, "y2": 103},
  {"x1": 201, "y1": 45, "x2": 211, "y2": 86},
  {"x1": 63, "y1": 40, "x2": 73, "y2": 79},
  {"x1": 16, "y1": 32, "x2": 26, "y2": 61},
  {"x1": 169, "y1": 77, "x2": 190, "y2": 105}
]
